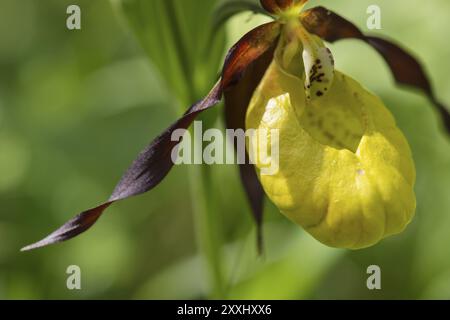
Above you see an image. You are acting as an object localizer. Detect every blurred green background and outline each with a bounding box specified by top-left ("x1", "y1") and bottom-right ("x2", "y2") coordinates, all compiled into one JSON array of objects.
[{"x1": 1, "y1": 0, "x2": 450, "y2": 299}]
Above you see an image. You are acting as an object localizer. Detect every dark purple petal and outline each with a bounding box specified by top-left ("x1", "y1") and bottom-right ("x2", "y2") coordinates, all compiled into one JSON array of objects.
[
  {"x1": 239, "y1": 163, "x2": 265, "y2": 254},
  {"x1": 21, "y1": 83, "x2": 222, "y2": 251},
  {"x1": 365, "y1": 36, "x2": 450, "y2": 131},
  {"x1": 222, "y1": 21, "x2": 280, "y2": 88},
  {"x1": 221, "y1": 21, "x2": 280, "y2": 253},
  {"x1": 22, "y1": 20, "x2": 282, "y2": 252},
  {"x1": 109, "y1": 82, "x2": 222, "y2": 201},
  {"x1": 300, "y1": 6, "x2": 364, "y2": 42},
  {"x1": 301, "y1": 6, "x2": 450, "y2": 133},
  {"x1": 224, "y1": 43, "x2": 276, "y2": 254},
  {"x1": 21, "y1": 203, "x2": 112, "y2": 251}
]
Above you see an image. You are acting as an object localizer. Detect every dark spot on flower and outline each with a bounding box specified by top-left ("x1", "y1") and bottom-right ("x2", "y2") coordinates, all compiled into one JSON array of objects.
[
  {"x1": 311, "y1": 71, "x2": 326, "y2": 84},
  {"x1": 316, "y1": 91, "x2": 324, "y2": 97}
]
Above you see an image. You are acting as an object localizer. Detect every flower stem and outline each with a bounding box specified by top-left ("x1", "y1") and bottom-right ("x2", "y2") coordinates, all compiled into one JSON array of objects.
[
  {"x1": 188, "y1": 162, "x2": 225, "y2": 299},
  {"x1": 164, "y1": 0, "x2": 225, "y2": 296}
]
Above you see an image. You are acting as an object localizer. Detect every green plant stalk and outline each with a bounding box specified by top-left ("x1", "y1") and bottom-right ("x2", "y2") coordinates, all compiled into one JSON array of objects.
[
  {"x1": 188, "y1": 126, "x2": 226, "y2": 299},
  {"x1": 116, "y1": 0, "x2": 226, "y2": 298},
  {"x1": 163, "y1": 0, "x2": 225, "y2": 297},
  {"x1": 163, "y1": 0, "x2": 197, "y2": 103},
  {"x1": 163, "y1": 1, "x2": 225, "y2": 298}
]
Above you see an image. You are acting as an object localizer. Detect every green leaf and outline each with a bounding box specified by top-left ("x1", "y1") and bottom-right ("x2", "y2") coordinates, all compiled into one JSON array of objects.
[{"x1": 113, "y1": 0, "x2": 226, "y2": 105}]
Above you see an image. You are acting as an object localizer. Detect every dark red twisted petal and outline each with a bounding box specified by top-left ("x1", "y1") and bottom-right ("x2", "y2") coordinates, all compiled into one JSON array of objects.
[
  {"x1": 22, "y1": 21, "x2": 281, "y2": 252},
  {"x1": 301, "y1": 6, "x2": 450, "y2": 133},
  {"x1": 224, "y1": 45, "x2": 276, "y2": 254}
]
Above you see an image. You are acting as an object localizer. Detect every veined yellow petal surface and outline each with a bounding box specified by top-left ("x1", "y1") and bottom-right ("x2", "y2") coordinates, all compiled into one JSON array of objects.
[{"x1": 246, "y1": 61, "x2": 416, "y2": 249}]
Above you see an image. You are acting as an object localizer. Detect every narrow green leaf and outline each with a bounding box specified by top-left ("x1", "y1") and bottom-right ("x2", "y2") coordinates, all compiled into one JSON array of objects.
[{"x1": 114, "y1": 0, "x2": 226, "y2": 105}]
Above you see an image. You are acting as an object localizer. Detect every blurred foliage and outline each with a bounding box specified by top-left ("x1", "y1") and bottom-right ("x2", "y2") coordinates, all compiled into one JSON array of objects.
[
  {"x1": 114, "y1": 0, "x2": 226, "y2": 106},
  {"x1": 0, "y1": 0, "x2": 450, "y2": 300}
]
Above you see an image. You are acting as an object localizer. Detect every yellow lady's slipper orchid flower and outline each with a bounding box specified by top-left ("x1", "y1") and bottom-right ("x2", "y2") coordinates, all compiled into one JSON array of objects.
[{"x1": 246, "y1": 18, "x2": 416, "y2": 248}]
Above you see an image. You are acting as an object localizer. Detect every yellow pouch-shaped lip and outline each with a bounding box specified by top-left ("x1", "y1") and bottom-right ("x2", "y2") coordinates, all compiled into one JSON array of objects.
[{"x1": 246, "y1": 61, "x2": 416, "y2": 249}]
